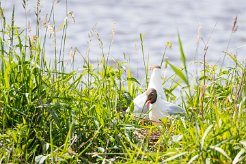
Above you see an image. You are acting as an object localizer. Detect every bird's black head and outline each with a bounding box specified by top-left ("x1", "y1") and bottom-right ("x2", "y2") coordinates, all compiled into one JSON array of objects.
[{"x1": 146, "y1": 88, "x2": 157, "y2": 106}]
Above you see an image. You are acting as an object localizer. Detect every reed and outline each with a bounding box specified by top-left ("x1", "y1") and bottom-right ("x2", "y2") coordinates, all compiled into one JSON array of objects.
[{"x1": 0, "y1": 1, "x2": 245, "y2": 163}]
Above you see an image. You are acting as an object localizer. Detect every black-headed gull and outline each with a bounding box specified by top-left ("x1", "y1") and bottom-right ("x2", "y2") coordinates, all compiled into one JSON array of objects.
[
  {"x1": 126, "y1": 66, "x2": 163, "y2": 118},
  {"x1": 145, "y1": 88, "x2": 185, "y2": 122},
  {"x1": 148, "y1": 65, "x2": 165, "y2": 98},
  {"x1": 128, "y1": 65, "x2": 185, "y2": 121}
]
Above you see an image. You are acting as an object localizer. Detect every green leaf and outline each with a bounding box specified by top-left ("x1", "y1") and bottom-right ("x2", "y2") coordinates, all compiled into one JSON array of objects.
[
  {"x1": 187, "y1": 154, "x2": 199, "y2": 164},
  {"x1": 210, "y1": 145, "x2": 231, "y2": 159},
  {"x1": 127, "y1": 77, "x2": 140, "y2": 85},
  {"x1": 164, "y1": 151, "x2": 187, "y2": 162},
  {"x1": 232, "y1": 149, "x2": 245, "y2": 164},
  {"x1": 178, "y1": 33, "x2": 186, "y2": 69},
  {"x1": 178, "y1": 33, "x2": 189, "y2": 87},
  {"x1": 169, "y1": 62, "x2": 189, "y2": 85},
  {"x1": 201, "y1": 125, "x2": 213, "y2": 149},
  {"x1": 46, "y1": 107, "x2": 61, "y2": 129},
  {"x1": 169, "y1": 80, "x2": 181, "y2": 93},
  {"x1": 227, "y1": 53, "x2": 243, "y2": 70},
  {"x1": 63, "y1": 124, "x2": 73, "y2": 152}
]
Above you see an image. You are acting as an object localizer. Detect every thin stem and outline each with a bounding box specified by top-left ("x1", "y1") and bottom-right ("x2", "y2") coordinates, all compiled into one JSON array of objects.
[{"x1": 140, "y1": 33, "x2": 148, "y2": 87}]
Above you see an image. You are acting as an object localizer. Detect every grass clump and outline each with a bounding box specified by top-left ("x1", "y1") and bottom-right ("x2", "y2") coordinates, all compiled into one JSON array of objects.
[{"x1": 0, "y1": 2, "x2": 246, "y2": 163}]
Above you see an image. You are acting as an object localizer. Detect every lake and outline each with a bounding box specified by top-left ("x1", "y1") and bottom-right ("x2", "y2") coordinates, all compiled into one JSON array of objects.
[{"x1": 2, "y1": 0, "x2": 246, "y2": 75}]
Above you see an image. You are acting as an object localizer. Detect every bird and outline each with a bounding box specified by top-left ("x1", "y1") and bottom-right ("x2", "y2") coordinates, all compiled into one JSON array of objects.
[
  {"x1": 126, "y1": 89, "x2": 149, "y2": 118},
  {"x1": 146, "y1": 88, "x2": 185, "y2": 122},
  {"x1": 126, "y1": 65, "x2": 163, "y2": 119},
  {"x1": 128, "y1": 65, "x2": 185, "y2": 122},
  {"x1": 147, "y1": 65, "x2": 165, "y2": 98}
]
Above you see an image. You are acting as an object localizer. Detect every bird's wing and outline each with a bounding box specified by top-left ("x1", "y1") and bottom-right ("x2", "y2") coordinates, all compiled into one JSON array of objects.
[
  {"x1": 132, "y1": 91, "x2": 148, "y2": 113},
  {"x1": 126, "y1": 91, "x2": 148, "y2": 112},
  {"x1": 164, "y1": 101, "x2": 185, "y2": 114},
  {"x1": 157, "y1": 94, "x2": 185, "y2": 115},
  {"x1": 125, "y1": 91, "x2": 149, "y2": 118}
]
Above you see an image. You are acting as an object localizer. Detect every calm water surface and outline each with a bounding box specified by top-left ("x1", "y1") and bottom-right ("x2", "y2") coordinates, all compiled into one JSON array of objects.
[{"x1": 2, "y1": 0, "x2": 246, "y2": 74}]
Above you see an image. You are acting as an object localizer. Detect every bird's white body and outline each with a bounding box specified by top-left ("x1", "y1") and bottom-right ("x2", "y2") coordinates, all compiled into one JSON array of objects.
[
  {"x1": 148, "y1": 91, "x2": 184, "y2": 122},
  {"x1": 148, "y1": 68, "x2": 165, "y2": 98},
  {"x1": 129, "y1": 67, "x2": 185, "y2": 122},
  {"x1": 127, "y1": 90, "x2": 149, "y2": 118}
]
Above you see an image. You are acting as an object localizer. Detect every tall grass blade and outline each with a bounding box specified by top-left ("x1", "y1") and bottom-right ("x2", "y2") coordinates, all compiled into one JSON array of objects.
[
  {"x1": 163, "y1": 151, "x2": 187, "y2": 162},
  {"x1": 140, "y1": 33, "x2": 148, "y2": 86},
  {"x1": 187, "y1": 154, "x2": 199, "y2": 164},
  {"x1": 169, "y1": 62, "x2": 189, "y2": 85},
  {"x1": 200, "y1": 125, "x2": 213, "y2": 149},
  {"x1": 209, "y1": 145, "x2": 231, "y2": 160},
  {"x1": 178, "y1": 34, "x2": 186, "y2": 69},
  {"x1": 178, "y1": 33, "x2": 189, "y2": 84},
  {"x1": 232, "y1": 149, "x2": 245, "y2": 164}
]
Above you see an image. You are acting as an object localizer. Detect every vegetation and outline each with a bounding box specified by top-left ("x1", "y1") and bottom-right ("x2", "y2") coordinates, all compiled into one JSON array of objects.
[{"x1": 0, "y1": 1, "x2": 245, "y2": 163}]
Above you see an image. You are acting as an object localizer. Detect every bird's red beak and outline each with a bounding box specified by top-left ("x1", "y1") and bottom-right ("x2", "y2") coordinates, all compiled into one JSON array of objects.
[{"x1": 146, "y1": 100, "x2": 151, "y2": 108}]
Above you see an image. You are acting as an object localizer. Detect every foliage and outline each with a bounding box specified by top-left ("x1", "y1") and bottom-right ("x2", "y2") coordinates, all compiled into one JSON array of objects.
[{"x1": 0, "y1": 2, "x2": 245, "y2": 163}]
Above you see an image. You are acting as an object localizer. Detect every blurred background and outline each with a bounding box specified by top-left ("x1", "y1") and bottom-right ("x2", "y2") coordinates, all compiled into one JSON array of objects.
[{"x1": 1, "y1": 0, "x2": 246, "y2": 74}]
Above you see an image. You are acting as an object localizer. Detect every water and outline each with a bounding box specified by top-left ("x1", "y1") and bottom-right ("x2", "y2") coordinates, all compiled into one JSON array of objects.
[{"x1": 1, "y1": 0, "x2": 246, "y2": 74}]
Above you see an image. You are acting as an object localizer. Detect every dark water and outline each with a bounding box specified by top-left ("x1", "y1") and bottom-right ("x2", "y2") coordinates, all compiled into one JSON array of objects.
[{"x1": 2, "y1": 0, "x2": 246, "y2": 74}]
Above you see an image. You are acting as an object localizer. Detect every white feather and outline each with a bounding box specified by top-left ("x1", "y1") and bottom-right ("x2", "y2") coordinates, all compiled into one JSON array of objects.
[
  {"x1": 148, "y1": 68, "x2": 165, "y2": 98},
  {"x1": 126, "y1": 91, "x2": 149, "y2": 118},
  {"x1": 129, "y1": 67, "x2": 185, "y2": 121},
  {"x1": 149, "y1": 91, "x2": 185, "y2": 122}
]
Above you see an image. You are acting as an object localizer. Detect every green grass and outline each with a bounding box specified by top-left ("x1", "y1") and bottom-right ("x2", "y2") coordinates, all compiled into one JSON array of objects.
[{"x1": 0, "y1": 2, "x2": 246, "y2": 163}]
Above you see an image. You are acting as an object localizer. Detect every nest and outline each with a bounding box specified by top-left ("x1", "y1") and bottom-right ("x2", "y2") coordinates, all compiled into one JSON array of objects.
[{"x1": 132, "y1": 119, "x2": 164, "y2": 147}]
